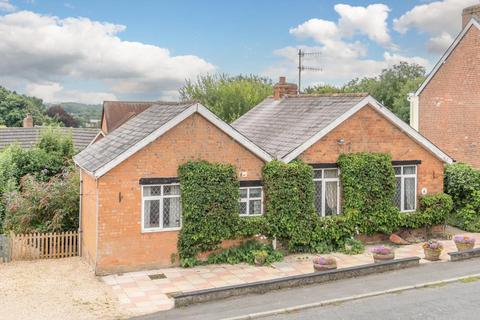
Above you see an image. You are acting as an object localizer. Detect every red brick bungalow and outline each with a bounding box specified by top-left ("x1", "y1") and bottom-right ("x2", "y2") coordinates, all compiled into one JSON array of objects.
[
  {"x1": 410, "y1": 4, "x2": 480, "y2": 167},
  {"x1": 74, "y1": 83, "x2": 453, "y2": 274}
]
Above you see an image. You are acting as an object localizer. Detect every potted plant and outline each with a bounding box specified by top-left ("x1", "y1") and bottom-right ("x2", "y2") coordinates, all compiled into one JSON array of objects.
[
  {"x1": 252, "y1": 250, "x2": 268, "y2": 266},
  {"x1": 422, "y1": 240, "x2": 443, "y2": 261},
  {"x1": 312, "y1": 256, "x2": 337, "y2": 272},
  {"x1": 371, "y1": 245, "x2": 395, "y2": 263},
  {"x1": 453, "y1": 235, "x2": 476, "y2": 251}
]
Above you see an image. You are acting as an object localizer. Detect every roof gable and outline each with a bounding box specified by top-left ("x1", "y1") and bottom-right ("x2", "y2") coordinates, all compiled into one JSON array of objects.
[
  {"x1": 74, "y1": 102, "x2": 272, "y2": 178},
  {"x1": 415, "y1": 18, "x2": 480, "y2": 96}
]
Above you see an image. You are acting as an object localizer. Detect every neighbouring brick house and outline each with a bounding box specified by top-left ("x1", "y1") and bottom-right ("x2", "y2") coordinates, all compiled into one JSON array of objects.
[
  {"x1": 410, "y1": 4, "x2": 480, "y2": 168},
  {"x1": 74, "y1": 81, "x2": 453, "y2": 274}
]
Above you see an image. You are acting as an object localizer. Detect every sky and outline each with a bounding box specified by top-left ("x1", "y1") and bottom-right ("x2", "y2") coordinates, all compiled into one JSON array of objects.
[{"x1": 0, "y1": 0, "x2": 478, "y2": 104}]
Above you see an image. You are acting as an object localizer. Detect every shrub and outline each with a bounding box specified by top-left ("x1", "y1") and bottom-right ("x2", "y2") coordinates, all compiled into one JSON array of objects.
[
  {"x1": 445, "y1": 163, "x2": 480, "y2": 208},
  {"x1": 177, "y1": 161, "x2": 240, "y2": 260},
  {"x1": 337, "y1": 152, "x2": 400, "y2": 234},
  {"x1": 419, "y1": 193, "x2": 452, "y2": 226},
  {"x1": 449, "y1": 191, "x2": 480, "y2": 232},
  {"x1": 3, "y1": 170, "x2": 79, "y2": 233},
  {"x1": 341, "y1": 238, "x2": 365, "y2": 255},
  {"x1": 206, "y1": 240, "x2": 283, "y2": 266},
  {"x1": 262, "y1": 160, "x2": 318, "y2": 251}
]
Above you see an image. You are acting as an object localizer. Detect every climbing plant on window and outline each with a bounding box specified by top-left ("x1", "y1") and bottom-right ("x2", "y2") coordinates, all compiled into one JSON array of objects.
[
  {"x1": 177, "y1": 161, "x2": 240, "y2": 260},
  {"x1": 338, "y1": 152, "x2": 400, "y2": 235}
]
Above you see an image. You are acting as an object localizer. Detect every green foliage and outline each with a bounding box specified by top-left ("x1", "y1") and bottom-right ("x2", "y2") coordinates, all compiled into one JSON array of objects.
[
  {"x1": 59, "y1": 102, "x2": 102, "y2": 128},
  {"x1": 450, "y1": 191, "x2": 480, "y2": 232},
  {"x1": 304, "y1": 62, "x2": 426, "y2": 122},
  {"x1": 206, "y1": 240, "x2": 283, "y2": 266},
  {"x1": 340, "y1": 238, "x2": 365, "y2": 255},
  {"x1": 399, "y1": 193, "x2": 453, "y2": 229},
  {"x1": 234, "y1": 216, "x2": 268, "y2": 238},
  {"x1": 0, "y1": 86, "x2": 55, "y2": 127},
  {"x1": 179, "y1": 74, "x2": 272, "y2": 123},
  {"x1": 177, "y1": 161, "x2": 240, "y2": 260},
  {"x1": 337, "y1": 152, "x2": 400, "y2": 234},
  {"x1": 262, "y1": 160, "x2": 317, "y2": 251},
  {"x1": 311, "y1": 215, "x2": 356, "y2": 253},
  {"x1": 3, "y1": 170, "x2": 79, "y2": 233}
]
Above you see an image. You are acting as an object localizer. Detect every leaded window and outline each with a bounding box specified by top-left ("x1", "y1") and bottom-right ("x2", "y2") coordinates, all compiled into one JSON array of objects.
[
  {"x1": 239, "y1": 186, "x2": 263, "y2": 216},
  {"x1": 393, "y1": 165, "x2": 417, "y2": 212},
  {"x1": 313, "y1": 168, "x2": 340, "y2": 216},
  {"x1": 142, "y1": 184, "x2": 181, "y2": 231}
]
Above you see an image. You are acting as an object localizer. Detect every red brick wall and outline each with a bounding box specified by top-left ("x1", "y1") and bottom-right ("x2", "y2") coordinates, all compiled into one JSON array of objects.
[
  {"x1": 419, "y1": 26, "x2": 480, "y2": 168},
  {"x1": 300, "y1": 104, "x2": 445, "y2": 196},
  {"x1": 93, "y1": 113, "x2": 265, "y2": 274}
]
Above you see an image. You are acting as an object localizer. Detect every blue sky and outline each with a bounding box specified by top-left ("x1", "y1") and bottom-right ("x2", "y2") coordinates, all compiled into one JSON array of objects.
[{"x1": 0, "y1": 0, "x2": 477, "y2": 103}]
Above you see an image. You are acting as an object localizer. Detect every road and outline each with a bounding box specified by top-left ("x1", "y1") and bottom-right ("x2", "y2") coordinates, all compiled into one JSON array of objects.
[{"x1": 136, "y1": 258, "x2": 480, "y2": 320}]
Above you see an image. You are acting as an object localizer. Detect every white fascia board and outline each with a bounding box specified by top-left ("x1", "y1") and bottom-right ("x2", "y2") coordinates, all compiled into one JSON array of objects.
[
  {"x1": 93, "y1": 105, "x2": 197, "y2": 178},
  {"x1": 195, "y1": 103, "x2": 273, "y2": 162},
  {"x1": 281, "y1": 96, "x2": 454, "y2": 164},
  {"x1": 415, "y1": 18, "x2": 480, "y2": 96}
]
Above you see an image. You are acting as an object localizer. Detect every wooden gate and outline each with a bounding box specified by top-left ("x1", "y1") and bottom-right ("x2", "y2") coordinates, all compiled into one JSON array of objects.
[{"x1": 9, "y1": 231, "x2": 79, "y2": 261}]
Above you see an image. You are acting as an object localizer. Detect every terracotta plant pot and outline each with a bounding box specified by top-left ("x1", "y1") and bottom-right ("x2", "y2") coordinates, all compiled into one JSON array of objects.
[
  {"x1": 424, "y1": 247, "x2": 442, "y2": 261},
  {"x1": 313, "y1": 263, "x2": 337, "y2": 272},
  {"x1": 312, "y1": 256, "x2": 337, "y2": 272},
  {"x1": 372, "y1": 252, "x2": 395, "y2": 263},
  {"x1": 455, "y1": 241, "x2": 475, "y2": 252}
]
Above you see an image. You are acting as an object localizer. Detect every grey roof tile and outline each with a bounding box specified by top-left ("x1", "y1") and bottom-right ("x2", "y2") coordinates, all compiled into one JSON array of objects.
[
  {"x1": 74, "y1": 102, "x2": 194, "y2": 174},
  {"x1": 232, "y1": 94, "x2": 368, "y2": 159}
]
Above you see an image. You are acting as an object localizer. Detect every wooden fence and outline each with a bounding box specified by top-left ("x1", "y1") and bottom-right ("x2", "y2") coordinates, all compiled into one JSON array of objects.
[{"x1": 8, "y1": 231, "x2": 79, "y2": 261}]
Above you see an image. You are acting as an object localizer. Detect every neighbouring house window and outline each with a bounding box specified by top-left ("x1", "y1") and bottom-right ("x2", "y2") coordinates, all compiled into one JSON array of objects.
[
  {"x1": 313, "y1": 168, "x2": 340, "y2": 216},
  {"x1": 239, "y1": 186, "x2": 263, "y2": 216},
  {"x1": 142, "y1": 184, "x2": 181, "y2": 231},
  {"x1": 393, "y1": 165, "x2": 417, "y2": 212}
]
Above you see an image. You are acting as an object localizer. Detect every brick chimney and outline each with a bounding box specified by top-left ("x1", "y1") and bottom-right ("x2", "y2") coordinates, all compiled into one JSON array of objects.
[
  {"x1": 273, "y1": 76, "x2": 298, "y2": 100},
  {"x1": 462, "y1": 4, "x2": 480, "y2": 28},
  {"x1": 23, "y1": 113, "x2": 33, "y2": 128}
]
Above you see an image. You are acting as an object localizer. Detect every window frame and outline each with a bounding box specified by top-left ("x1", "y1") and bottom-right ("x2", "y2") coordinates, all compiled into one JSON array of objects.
[
  {"x1": 313, "y1": 168, "x2": 341, "y2": 217},
  {"x1": 393, "y1": 165, "x2": 417, "y2": 212},
  {"x1": 141, "y1": 183, "x2": 182, "y2": 233},
  {"x1": 239, "y1": 186, "x2": 264, "y2": 217}
]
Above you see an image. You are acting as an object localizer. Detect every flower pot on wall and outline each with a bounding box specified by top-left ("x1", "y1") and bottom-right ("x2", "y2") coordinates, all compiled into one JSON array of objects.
[
  {"x1": 422, "y1": 240, "x2": 443, "y2": 261},
  {"x1": 372, "y1": 252, "x2": 395, "y2": 263},
  {"x1": 453, "y1": 235, "x2": 475, "y2": 252},
  {"x1": 312, "y1": 256, "x2": 337, "y2": 272}
]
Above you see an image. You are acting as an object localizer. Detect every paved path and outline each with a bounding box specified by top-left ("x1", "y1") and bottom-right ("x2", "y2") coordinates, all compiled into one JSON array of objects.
[{"x1": 134, "y1": 258, "x2": 480, "y2": 320}]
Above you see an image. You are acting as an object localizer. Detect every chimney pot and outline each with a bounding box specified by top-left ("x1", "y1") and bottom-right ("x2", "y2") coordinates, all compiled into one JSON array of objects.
[
  {"x1": 462, "y1": 4, "x2": 480, "y2": 28},
  {"x1": 279, "y1": 76, "x2": 286, "y2": 85},
  {"x1": 23, "y1": 113, "x2": 33, "y2": 128}
]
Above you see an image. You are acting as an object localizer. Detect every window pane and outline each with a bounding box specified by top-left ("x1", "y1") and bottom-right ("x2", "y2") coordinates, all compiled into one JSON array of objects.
[
  {"x1": 164, "y1": 185, "x2": 180, "y2": 196},
  {"x1": 144, "y1": 200, "x2": 160, "y2": 228},
  {"x1": 239, "y1": 201, "x2": 247, "y2": 215},
  {"x1": 404, "y1": 177, "x2": 416, "y2": 210},
  {"x1": 394, "y1": 167, "x2": 402, "y2": 175},
  {"x1": 163, "y1": 197, "x2": 181, "y2": 228},
  {"x1": 249, "y1": 199, "x2": 262, "y2": 215},
  {"x1": 144, "y1": 186, "x2": 161, "y2": 196},
  {"x1": 324, "y1": 169, "x2": 338, "y2": 178},
  {"x1": 249, "y1": 187, "x2": 262, "y2": 198},
  {"x1": 403, "y1": 166, "x2": 416, "y2": 175},
  {"x1": 313, "y1": 169, "x2": 322, "y2": 179},
  {"x1": 240, "y1": 188, "x2": 248, "y2": 199},
  {"x1": 325, "y1": 181, "x2": 338, "y2": 216},
  {"x1": 394, "y1": 177, "x2": 402, "y2": 209},
  {"x1": 314, "y1": 180, "x2": 323, "y2": 215}
]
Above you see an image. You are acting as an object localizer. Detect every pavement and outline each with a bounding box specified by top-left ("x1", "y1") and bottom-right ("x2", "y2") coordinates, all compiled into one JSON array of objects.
[
  {"x1": 134, "y1": 258, "x2": 480, "y2": 320},
  {"x1": 104, "y1": 233, "x2": 480, "y2": 316}
]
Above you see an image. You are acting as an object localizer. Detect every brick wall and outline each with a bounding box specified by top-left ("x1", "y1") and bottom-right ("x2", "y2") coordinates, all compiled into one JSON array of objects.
[
  {"x1": 300, "y1": 104, "x2": 445, "y2": 196},
  {"x1": 419, "y1": 26, "x2": 480, "y2": 168},
  {"x1": 93, "y1": 113, "x2": 265, "y2": 274}
]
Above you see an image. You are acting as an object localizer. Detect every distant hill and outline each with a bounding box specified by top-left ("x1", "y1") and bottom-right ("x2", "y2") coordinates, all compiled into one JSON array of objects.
[{"x1": 54, "y1": 102, "x2": 102, "y2": 128}]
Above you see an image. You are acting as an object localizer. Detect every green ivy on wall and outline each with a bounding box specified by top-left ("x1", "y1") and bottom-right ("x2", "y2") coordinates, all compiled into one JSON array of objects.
[{"x1": 177, "y1": 161, "x2": 240, "y2": 260}]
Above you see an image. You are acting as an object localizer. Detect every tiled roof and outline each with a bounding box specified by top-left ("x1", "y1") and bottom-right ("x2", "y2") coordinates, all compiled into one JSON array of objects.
[
  {"x1": 0, "y1": 127, "x2": 100, "y2": 151},
  {"x1": 74, "y1": 102, "x2": 194, "y2": 174},
  {"x1": 232, "y1": 94, "x2": 368, "y2": 159}
]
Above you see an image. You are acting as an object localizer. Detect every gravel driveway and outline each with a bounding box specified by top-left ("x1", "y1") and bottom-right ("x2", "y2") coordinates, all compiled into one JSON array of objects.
[{"x1": 0, "y1": 257, "x2": 129, "y2": 320}]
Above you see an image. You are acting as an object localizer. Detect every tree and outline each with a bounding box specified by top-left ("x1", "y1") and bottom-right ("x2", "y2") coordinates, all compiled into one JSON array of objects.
[
  {"x1": 304, "y1": 62, "x2": 426, "y2": 122},
  {"x1": 179, "y1": 74, "x2": 273, "y2": 123},
  {"x1": 47, "y1": 105, "x2": 79, "y2": 127}
]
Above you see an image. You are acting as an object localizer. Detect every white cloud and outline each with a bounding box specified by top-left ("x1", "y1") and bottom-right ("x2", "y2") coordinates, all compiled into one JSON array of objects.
[
  {"x1": 0, "y1": 0, "x2": 15, "y2": 12},
  {"x1": 393, "y1": 0, "x2": 478, "y2": 53},
  {"x1": 25, "y1": 82, "x2": 117, "y2": 104},
  {"x1": 0, "y1": 11, "x2": 215, "y2": 103}
]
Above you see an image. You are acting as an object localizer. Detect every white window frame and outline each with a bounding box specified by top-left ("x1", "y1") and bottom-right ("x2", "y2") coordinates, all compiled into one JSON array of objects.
[
  {"x1": 394, "y1": 165, "x2": 417, "y2": 212},
  {"x1": 313, "y1": 168, "x2": 341, "y2": 217},
  {"x1": 239, "y1": 186, "x2": 264, "y2": 216},
  {"x1": 141, "y1": 183, "x2": 182, "y2": 233}
]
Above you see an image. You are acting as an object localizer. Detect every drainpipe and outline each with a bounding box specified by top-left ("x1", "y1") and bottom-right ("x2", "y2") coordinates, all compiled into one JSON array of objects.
[{"x1": 78, "y1": 169, "x2": 83, "y2": 256}]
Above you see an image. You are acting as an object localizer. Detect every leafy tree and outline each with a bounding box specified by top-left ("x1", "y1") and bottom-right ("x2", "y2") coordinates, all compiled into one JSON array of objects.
[
  {"x1": 304, "y1": 62, "x2": 426, "y2": 122},
  {"x1": 179, "y1": 74, "x2": 273, "y2": 123},
  {"x1": 47, "y1": 105, "x2": 79, "y2": 127}
]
